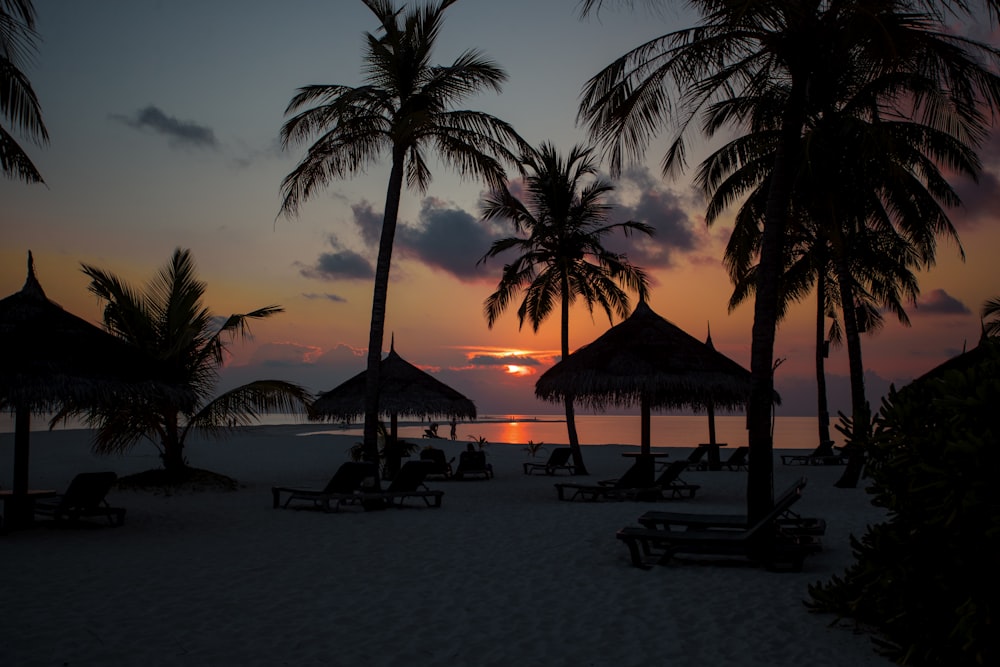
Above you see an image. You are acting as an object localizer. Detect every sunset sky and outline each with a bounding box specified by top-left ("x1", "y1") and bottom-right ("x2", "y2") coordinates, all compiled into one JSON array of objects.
[{"x1": 3, "y1": 1, "x2": 998, "y2": 419}]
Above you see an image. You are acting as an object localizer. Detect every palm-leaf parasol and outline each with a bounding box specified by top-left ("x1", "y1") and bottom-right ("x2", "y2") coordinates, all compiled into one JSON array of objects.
[
  {"x1": 1, "y1": 252, "x2": 182, "y2": 525},
  {"x1": 311, "y1": 338, "x2": 476, "y2": 434},
  {"x1": 535, "y1": 299, "x2": 763, "y2": 477}
]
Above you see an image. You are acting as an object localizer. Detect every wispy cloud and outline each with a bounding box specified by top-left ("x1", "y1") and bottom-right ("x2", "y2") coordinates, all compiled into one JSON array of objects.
[
  {"x1": 298, "y1": 236, "x2": 374, "y2": 281},
  {"x1": 916, "y1": 288, "x2": 972, "y2": 315},
  {"x1": 605, "y1": 166, "x2": 703, "y2": 268},
  {"x1": 111, "y1": 105, "x2": 218, "y2": 149},
  {"x1": 468, "y1": 354, "x2": 542, "y2": 367},
  {"x1": 302, "y1": 292, "x2": 348, "y2": 303},
  {"x1": 397, "y1": 198, "x2": 501, "y2": 281}
]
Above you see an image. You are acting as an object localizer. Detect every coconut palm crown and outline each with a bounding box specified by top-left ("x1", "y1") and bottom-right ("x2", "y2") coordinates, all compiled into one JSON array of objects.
[{"x1": 1, "y1": 0, "x2": 48, "y2": 183}]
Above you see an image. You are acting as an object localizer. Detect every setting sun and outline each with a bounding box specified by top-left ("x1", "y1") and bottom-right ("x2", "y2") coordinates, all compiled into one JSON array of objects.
[{"x1": 505, "y1": 364, "x2": 533, "y2": 376}]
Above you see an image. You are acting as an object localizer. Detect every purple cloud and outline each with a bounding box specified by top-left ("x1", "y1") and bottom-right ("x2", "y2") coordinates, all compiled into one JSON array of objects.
[{"x1": 916, "y1": 289, "x2": 972, "y2": 315}]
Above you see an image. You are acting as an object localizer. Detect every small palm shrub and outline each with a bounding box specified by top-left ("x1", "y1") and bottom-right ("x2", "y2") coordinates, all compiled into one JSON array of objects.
[
  {"x1": 523, "y1": 440, "x2": 546, "y2": 457},
  {"x1": 350, "y1": 422, "x2": 418, "y2": 478},
  {"x1": 807, "y1": 341, "x2": 1000, "y2": 666}
]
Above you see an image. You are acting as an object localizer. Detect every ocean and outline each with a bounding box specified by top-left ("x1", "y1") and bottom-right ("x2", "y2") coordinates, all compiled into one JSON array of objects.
[
  {"x1": 297, "y1": 414, "x2": 838, "y2": 450},
  {"x1": 1, "y1": 412, "x2": 837, "y2": 450}
]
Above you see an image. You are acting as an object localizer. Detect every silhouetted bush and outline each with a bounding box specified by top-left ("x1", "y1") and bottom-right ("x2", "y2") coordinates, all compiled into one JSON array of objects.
[{"x1": 808, "y1": 340, "x2": 999, "y2": 666}]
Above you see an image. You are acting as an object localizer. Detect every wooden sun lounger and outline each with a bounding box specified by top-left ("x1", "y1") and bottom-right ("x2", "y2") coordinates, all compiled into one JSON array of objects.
[
  {"x1": 636, "y1": 478, "x2": 825, "y2": 535},
  {"x1": 616, "y1": 524, "x2": 822, "y2": 571},
  {"x1": 33, "y1": 471, "x2": 126, "y2": 527},
  {"x1": 523, "y1": 447, "x2": 575, "y2": 475},
  {"x1": 271, "y1": 462, "x2": 377, "y2": 513},
  {"x1": 616, "y1": 476, "x2": 823, "y2": 570},
  {"x1": 556, "y1": 460, "x2": 699, "y2": 502},
  {"x1": 781, "y1": 442, "x2": 848, "y2": 466},
  {"x1": 363, "y1": 460, "x2": 444, "y2": 508}
]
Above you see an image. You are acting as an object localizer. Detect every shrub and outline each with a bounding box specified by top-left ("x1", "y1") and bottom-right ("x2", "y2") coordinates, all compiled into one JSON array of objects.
[{"x1": 807, "y1": 341, "x2": 1000, "y2": 666}]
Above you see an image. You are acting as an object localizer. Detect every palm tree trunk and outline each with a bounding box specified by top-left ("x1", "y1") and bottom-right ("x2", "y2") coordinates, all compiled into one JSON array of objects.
[
  {"x1": 747, "y1": 113, "x2": 804, "y2": 524},
  {"x1": 560, "y1": 276, "x2": 587, "y2": 475},
  {"x1": 815, "y1": 271, "x2": 833, "y2": 452},
  {"x1": 833, "y1": 250, "x2": 869, "y2": 488},
  {"x1": 363, "y1": 145, "x2": 407, "y2": 467},
  {"x1": 161, "y1": 411, "x2": 185, "y2": 475}
]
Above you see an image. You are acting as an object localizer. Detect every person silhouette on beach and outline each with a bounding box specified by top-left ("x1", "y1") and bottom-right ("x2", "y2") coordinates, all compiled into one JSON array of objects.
[{"x1": 450, "y1": 417, "x2": 457, "y2": 440}]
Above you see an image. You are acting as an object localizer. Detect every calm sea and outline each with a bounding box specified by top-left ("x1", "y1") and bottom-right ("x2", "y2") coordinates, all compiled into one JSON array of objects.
[
  {"x1": 298, "y1": 414, "x2": 837, "y2": 450},
  {"x1": 0, "y1": 413, "x2": 836, "y2": 450}
]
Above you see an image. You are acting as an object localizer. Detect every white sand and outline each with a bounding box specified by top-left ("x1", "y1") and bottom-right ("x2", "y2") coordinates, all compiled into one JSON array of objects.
[{"x1": 1, "y1": 426, "x2": 892, "y2": 667}]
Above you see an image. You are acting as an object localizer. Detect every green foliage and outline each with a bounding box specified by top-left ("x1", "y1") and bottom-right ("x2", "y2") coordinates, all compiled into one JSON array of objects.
[
  {"x1": 523, "y1": 440, "x2": 546, "y2": 457},
  {"x1": 60, "y1": 249, "x2": 312, "y2": 473},
  {"x1": 808, "y1": 341, "x2": 1000, "y2": 666}
]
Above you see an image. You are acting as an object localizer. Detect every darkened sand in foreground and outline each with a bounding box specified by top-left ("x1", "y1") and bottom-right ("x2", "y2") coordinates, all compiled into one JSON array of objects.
[{"x1": 1, "y1": 425, "x2": 892, "y2": 667}]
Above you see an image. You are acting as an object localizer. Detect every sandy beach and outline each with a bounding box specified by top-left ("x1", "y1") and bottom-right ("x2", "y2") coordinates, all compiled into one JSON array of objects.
[{"x1": 1, "y1": 425, "x2": 893, "y2": 667}]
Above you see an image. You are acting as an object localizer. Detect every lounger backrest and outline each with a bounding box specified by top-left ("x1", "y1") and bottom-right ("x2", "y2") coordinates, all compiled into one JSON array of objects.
[
  {"x1": 745, "y1": 476, "x2": 808, "y2": 535},
  {"x1": 323, "y1": 462, "x2": 377, "y2": 494},
  {"x1": 773, "y1": 477, "x2": 808, "y2": 510},
  {"x1": 614, "y1": 461, "x2": 647, "y2": 488},
  {"x1": 420, "y1": 448, "x2": 446, "y2": 467},
  {"x1": 686, "y1": 447, "x2": 708, "y2": 463},
  {"x1": 59, "y1": 471, "x2": 118, "y2": 510},
  {"x1": 654, "y1": 460, "x2": 688, "y2": 485},
  {"x1": 459, "y1": 450, "x2": 487, "y2": 470},
  {"x1": 727, "y1": 447, "x2": 749, "y2": 464},
  {"x1": 386, "y1": 460, "x2": 432, "y2": 492},
  {"x1": 547, "y1": 448, "x2": 572, "y2": 466}
]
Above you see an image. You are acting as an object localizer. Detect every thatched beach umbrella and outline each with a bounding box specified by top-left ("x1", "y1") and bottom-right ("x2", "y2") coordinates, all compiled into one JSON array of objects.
[
  {"x1": 535, "y1": 299, "x2": 757, "y2": 478},
  {"x1": 1, "y1": 252, "x2": 179, "y2": 526},
  {"x1": 311, "y1": 338, "x2": 476, "y2": 437}
]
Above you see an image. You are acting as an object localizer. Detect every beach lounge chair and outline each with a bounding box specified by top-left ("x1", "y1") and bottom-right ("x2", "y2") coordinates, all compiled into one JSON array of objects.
[
  {"x1": 780, "y1": 441, "x2": 848, "y2": 466},
  {"x1": 523, "y1": 447, "x2": 575, "y2": 476},
  {"x1": 555, "y1": 460, "x2": 666, "y2": 501},
  {"x1": 419, "y1": 448, "x2": 453, "y2": 479},
  {"x1": 33, "y1": 471, "x2": 126, "y2": 527},
  {"x1": 454, "y1": 449, "x2": 493, "y2": 480},
  {"x1": 364, "y1": 460, "x2": 444, "y2": 508},
  {"x1": 683, "y1": 445, "x2": 709, "y2": 466},
  {"x1": 649, "y1": 460, "x2": 701, "y2": 499},
  {"x1": 271, "y1": 461, "x2": 377, "y2": 512},
  {"x1": 698, "y1": 445, "x2": 749, "y2": 471},
  {"x1": 635, "y1": 477, "x2": 825, "y2": 535},
  {"x1": 615, "y1": 477, "x2": 823, "y2": 570}
]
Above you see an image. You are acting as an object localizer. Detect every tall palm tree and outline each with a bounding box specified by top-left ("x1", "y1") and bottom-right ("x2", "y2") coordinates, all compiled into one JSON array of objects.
[
  {"x1": 478, "y1": 142, "x2": 652, "y2": 475},
  {"x1": 1, "y1": 0, "x2": 48, "y2": 183},
  {"x1": 578, "y1": 0, "x2": 1000, "y2": 520},
  {"x1": 279, "y1": 0, "x2": 525, "y2": 463},
  {"x1": 61, "y1": 249, "x2": 313, "y2": 477}
]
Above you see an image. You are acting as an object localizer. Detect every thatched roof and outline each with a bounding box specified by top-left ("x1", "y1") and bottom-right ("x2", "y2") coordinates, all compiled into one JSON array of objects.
[
  {"x1": 2, "y1": 252, "x2": 190, "y2": 503},
  {"x1": 898, "y1": 335, "x2": 999, "y2": 399},
  {"x1": 311, "y1": 342, "x2": 476, "y2": 422},
  {"x1": 0, "y1": 252, "x2": 179, "y2": 413},
  {"x1": 535, "y1": 300, "x2": 755, "y2": 411}
]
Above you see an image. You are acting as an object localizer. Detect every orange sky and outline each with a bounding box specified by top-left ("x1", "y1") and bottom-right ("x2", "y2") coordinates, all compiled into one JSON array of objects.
[{"x1": 3, "y1": 2, "x2": 998, "y2": 418}]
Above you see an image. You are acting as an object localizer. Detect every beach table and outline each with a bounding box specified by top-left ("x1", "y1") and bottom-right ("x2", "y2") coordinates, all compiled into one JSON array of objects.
[{"x1": 0, "y1": 489, "x2": 56, "y2": 532}]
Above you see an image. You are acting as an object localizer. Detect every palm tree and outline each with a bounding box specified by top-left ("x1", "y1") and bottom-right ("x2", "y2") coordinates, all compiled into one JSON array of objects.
[
  {"x1": 578, "y1": 0, "x2": 1000, "y2": 520},
  {"x1": 1, "y1": 0, "x2": 48, "y2": 183},
  {"x1": 61, "y1": 248, "x2": 313, "y2": 477},
  {"x1": 478, "y1": 141, "x2": 652, "y2": 475},
  {"x1": 279, "y1": 0, "x2": 525, "y2": 464}
]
